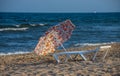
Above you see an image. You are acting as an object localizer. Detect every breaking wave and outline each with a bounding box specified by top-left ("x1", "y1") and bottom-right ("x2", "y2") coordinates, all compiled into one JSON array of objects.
[
  {"x1": 17, "y1": 23, "x2": 47, "y2": 27},
  {"x1": 0, "y1": 27, "x2": 29, "y2": 31},
  {"x1": 74, "y1": 42, "x2": 116, "y2": 47},
  {"x1": 0, "y1": 51, "x2": 30, "y2": 56},
  {"x1": 0, "y1": 23, "x2": 48, "y2": 31}
]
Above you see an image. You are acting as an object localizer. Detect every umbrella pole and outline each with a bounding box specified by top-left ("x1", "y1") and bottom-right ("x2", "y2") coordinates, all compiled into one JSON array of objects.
[{"x1": 52, "y1": 31, "x2": 73, "y2": 60}]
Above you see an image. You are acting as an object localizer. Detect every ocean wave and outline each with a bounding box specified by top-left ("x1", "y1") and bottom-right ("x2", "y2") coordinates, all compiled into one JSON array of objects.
[
  {"x1": 0, "y1": 23, "x2": 48, "y2": 31},
  {"x1": 74, "y1": 42, "x2": 116, "y2": 47},
  {"x1": 0, "y1": 51, "x2": 30, "y2": 56},
  {"x1": 0, "y1": 23, "x2": 48, "y2": 28},
  {"x1": 0, "y1": 27, "x2": 28, "y2": 31},
  {"x1": 30, "y1": 23, "x2": 47, "y2": 27}
]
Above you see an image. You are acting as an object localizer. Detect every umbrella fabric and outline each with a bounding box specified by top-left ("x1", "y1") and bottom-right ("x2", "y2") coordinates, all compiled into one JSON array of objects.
[
  {"x1": 34, "y1": 20, "x2": 75, "y2": 56},
  {"x1": 34, "y1": 32, "x2": 55, "y2": 56},
  {"x1": 45, "y1": 20, "x2": 75, "y2": 47}
]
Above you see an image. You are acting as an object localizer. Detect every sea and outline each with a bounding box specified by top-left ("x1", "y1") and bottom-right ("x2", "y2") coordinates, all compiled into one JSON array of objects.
[{"x1": 0, "y1": 12, "x2": 120, "y2": 55}]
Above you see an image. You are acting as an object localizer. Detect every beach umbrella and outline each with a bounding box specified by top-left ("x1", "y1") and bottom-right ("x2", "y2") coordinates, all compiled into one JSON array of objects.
[{"x1": 34, "y1": 20, "x2": 75, "y2": 56}]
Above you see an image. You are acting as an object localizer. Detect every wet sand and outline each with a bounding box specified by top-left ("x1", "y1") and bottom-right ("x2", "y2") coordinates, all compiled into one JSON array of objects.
[{"x1": 0, "y1": 43, "x2": 120, "y2": 76}]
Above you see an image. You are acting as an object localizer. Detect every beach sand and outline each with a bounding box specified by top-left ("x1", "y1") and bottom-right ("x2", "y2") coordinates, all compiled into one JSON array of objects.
[{"x1": 0, "y1": 43, "x2": 120, "y2": 76}]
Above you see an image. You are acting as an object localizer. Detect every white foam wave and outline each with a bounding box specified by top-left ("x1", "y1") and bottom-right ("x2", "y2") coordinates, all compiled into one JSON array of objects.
[
  {"x1": 74, "y1": 42, "x2": 116, "y2": 47},
  {"x1": 0, "y1": 27, "x2": 28, "y2": 31},
  {"x1": 39, "y1": 23, "x2": 46, "y2": 26},
  {"x1": 15, "y1": 24, "x2": 20, "y2": 27},
  {"x1": 30, "y1": 23, "x2": 47, "y2": 26},
  {"x1": 0, "y1": 51, "x2": 30, "y2": 56}
]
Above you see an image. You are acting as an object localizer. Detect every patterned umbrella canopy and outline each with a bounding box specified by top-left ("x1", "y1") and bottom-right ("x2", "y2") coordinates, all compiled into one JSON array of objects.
[{"x1": 34, "y1": 20, "x2": 75, "y2": 56}]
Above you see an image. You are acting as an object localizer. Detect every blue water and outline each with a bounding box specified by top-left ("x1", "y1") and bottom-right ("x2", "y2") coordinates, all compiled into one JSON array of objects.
[{"x1": 0, "y1": 12, "x2": 120, "y2": 55}]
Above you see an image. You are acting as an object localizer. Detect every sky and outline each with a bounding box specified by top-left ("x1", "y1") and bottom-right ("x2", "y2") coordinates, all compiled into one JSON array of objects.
[{"x1": 0, "y1": 0, "x2": 120, "y2": 13}]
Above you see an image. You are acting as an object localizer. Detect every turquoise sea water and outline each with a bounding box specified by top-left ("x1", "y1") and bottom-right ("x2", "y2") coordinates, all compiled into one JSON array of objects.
[{"x1": 0, "y1": 13, "x2": 120, "y2": 55}]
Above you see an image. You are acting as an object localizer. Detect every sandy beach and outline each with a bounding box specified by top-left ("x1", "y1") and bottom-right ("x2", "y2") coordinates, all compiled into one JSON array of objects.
[{"x1": 0, "y1": 43, "x2": 120, "y2": 76}]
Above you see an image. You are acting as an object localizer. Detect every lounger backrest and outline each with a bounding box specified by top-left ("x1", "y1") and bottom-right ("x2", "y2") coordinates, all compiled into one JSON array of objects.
[
  {"x1": 93, "y1": 45, "x2": 111, "y2": 61},
  {"x1": 100, "y1": 45, "x2": 111, "y2": 51}
]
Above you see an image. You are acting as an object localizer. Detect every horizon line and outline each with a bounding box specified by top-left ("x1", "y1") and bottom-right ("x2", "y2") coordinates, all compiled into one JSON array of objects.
[{"x1": 0, "y1": 11, "x2": 120, "y2": 13}]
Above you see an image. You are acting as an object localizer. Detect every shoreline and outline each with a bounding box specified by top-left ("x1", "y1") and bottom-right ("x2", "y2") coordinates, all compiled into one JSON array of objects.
[
  {"x1": 0, "y1": 42, "x2": 120, "y2": 76},
  {"x1": 0, "y1": 42, "x2": 119, "y2": 56}
]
